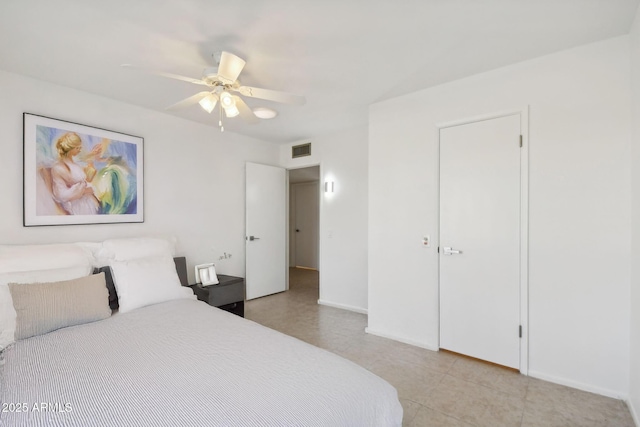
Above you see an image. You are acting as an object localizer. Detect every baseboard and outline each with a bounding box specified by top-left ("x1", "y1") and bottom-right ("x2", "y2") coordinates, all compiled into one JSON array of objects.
[
  {"x1": 317, "y1": 299, "x2": 367, "y2": 314},
  {"x1": 628, "y1": 398, "x2": 640, "y2": 427},
  {"x1": 364, "y1": 327, "x2": 440, "y2": 352},
  {"x1": 527, "y1": 370, "x2": 627, "y2": 400}
]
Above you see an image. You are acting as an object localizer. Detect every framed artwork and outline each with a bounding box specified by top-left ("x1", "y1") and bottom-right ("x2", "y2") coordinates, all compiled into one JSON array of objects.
[{"x1": 23, "y1": 113, "x2": 144, "y2": 226}]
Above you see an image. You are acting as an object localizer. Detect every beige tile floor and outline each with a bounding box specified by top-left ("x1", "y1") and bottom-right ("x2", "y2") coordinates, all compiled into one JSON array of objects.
[{"x1": 245, "y1": 268, "x2": 635, "y2": 427}]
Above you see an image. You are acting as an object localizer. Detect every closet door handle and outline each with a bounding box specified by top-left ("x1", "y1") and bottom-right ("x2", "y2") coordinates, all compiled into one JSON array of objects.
[{"x1": 443, "y1": 247, "x2": 462, "y2": 255}]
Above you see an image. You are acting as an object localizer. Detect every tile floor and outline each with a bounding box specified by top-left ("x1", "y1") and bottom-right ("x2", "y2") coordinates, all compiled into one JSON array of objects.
[{"x1": 245, "y1": 268, "x2": 635, "y2": 427}]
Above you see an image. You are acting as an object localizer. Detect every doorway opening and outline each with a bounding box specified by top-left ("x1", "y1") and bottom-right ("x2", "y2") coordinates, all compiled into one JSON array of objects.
[{"x1": 288, "y1": 165, "x2": 320, "y2": 298}]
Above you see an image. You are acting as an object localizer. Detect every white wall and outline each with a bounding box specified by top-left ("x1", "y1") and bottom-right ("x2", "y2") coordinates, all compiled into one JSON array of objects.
[
  {"x1": 0, "y1": 70, "x2": 280, "y2": 283},
  {"x1": 629, "y1": 4, "x2": 640, "y2": 423},
  {"x1": 280, "y1": 125, "x2": 369, "y2": 313},
  {"x1": 368, "y1": 37, "x2": 631, "y2": 397}
]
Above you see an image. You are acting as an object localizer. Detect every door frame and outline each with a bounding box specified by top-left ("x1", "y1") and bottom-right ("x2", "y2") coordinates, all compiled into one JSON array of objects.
[
  {"x1": 286, "y1": 163, "x2": 323, "y2": 293},
  {"x1": 436, "y1": 106, "x2": 529, "y2": 374}
]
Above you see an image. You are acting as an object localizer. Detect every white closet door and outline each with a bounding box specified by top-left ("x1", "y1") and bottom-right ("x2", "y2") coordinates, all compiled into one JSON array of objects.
[{"x1": 439, "y1": 114, "x2": 521, "y2": 369}]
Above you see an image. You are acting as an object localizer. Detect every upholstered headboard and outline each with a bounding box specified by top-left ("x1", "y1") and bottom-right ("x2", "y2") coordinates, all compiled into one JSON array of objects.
[{"x1": 98, "y1": 256, "x2": 188, "y2": 310}]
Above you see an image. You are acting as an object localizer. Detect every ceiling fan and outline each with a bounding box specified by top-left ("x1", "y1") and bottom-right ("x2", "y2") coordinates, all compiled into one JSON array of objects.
[{"x1": 122, "y1": 51, "x2": 306, "y2": 131}]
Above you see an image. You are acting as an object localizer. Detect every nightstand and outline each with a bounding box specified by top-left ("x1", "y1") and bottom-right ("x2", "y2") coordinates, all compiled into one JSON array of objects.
[{"x1": 189, "y1": 275, "x2": 245, "y2": 317}]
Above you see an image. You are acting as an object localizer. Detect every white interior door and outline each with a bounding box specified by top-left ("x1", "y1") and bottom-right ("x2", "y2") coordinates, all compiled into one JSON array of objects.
[
  {"x1": 294, "y1": 182, "x2": 319, "y2": 269},
  {"x1": 439, "y1": 114, "x2": 521, "y2": 369},
  {"x1": 245, "y1": 162, "x2": 286, "y2": 300}
]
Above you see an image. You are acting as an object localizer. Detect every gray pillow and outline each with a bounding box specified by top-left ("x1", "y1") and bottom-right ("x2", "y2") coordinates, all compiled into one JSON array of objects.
[{"x1": 8, "y1": 273, "x2": 111, "y2": 340}]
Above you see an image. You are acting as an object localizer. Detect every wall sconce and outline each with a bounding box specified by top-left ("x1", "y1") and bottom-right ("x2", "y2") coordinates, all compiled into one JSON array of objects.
[{"x1": 324, "y1": 181, "x2": 334, "y2": 193}]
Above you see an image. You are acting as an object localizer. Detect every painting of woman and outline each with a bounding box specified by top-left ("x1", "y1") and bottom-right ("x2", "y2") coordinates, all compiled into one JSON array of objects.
[
  {"x1": 24, "y1": 113, "x2": 143, "y2": 226},
  {"x1": 50, "y1": 132, "x2": 100, "y2": 215}
]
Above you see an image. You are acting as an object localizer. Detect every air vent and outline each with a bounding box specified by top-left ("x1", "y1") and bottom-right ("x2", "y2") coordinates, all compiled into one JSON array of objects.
[{"x1": 292, "y1": 143, "x2": 311, "y2": 158}]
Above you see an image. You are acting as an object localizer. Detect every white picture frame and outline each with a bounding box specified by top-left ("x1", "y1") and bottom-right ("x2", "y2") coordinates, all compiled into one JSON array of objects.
[
  {"x1": 195, "y1": 263, "x2": 219, "y2": 286},
  {"x1": 23, "y1": 113, "x2": 144, "y2": 226}
]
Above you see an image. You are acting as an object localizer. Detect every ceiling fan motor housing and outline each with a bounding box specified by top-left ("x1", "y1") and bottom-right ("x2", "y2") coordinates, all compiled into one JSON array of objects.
[{"x1": 202, "y1": 66, "x2": 220, "y2": 85}]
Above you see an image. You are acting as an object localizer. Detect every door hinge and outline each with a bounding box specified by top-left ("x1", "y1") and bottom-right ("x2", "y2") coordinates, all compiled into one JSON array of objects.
[
  {"x1": 437, "y1": 246, "x2": 440, "y2": 253},
  {"x1": 519, "y1": 325, "x2": 522, "y2": 338},
  {"x1": 519, "y1": 135, "x2": 523, "y2": 148}
]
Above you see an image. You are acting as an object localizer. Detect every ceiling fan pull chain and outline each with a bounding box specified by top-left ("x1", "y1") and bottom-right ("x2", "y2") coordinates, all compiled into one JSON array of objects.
[{"x1": 219, "y1": 104, "x2": 224, "y2": 132}]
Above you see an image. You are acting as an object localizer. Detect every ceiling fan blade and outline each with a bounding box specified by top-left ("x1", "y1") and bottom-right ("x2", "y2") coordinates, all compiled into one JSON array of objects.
[
  {"x1": 165, "y1": 91, "x2": 211, "y2": 110},
  {"x1": 233, "y1": 96, "x2": 260, "y2": 124},
  {"x1": 237, "y1": 86, "x2": 306, "y2": 105},
  {"x1": 121, "y1": 64, "x2": 207, "y2": 86},
  {"x1": 217, "y1": 52, "x2": 246, "y2": 84}
]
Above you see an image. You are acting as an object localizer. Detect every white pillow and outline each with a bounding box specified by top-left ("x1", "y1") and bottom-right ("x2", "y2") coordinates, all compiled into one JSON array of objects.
[
  {"x1": 0, "y1": 243, "x2": 94, "y2": 273},
  {"x1": 97, "y1": 237, "x2": 176, "y2": 263},
  {"x1": 110, "y1": 256, "x2": 194, "y2": 313},
  {"x1": 0, "y1": 265, "x2": 93, "y2": 351},
  {"x1": 74, "y1": 242, "x2": 103, "y2": 268}
]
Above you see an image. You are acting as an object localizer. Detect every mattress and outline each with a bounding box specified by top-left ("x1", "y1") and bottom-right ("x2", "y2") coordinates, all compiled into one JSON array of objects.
[{"x1": 0, "y1": 299, "x2": 402, "y2": 426}]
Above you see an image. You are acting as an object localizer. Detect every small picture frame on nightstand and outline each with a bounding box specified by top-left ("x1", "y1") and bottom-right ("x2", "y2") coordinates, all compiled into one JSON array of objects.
[{"x1": 195, "y1": 263, "x2": 219, "y2": 286}]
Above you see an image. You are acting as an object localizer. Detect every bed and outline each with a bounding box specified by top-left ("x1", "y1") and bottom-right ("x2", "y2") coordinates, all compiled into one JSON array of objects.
[{"x1": 0, "y1": 239, "x2": 402, "y2": 426}]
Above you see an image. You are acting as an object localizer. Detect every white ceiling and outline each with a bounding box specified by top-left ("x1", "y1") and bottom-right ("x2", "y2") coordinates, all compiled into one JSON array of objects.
[{"x1": 0, "y1": 0, "x2": 638, "y2": 144}]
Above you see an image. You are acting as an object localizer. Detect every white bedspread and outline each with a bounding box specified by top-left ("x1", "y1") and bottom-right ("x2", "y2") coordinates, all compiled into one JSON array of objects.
[{"x1": 0, "y1": 299, "x2": 402, "y2": 426}]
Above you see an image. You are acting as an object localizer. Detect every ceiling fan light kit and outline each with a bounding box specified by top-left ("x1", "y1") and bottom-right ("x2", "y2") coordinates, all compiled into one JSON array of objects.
[
  {"x1": 198, "y1": 93, "x2": 218, "y2": 113},
  {"x1": 123, "y1": 50, "x2": 305, "y2": 132},
  {"x1": 224, "y1": 103, "x2": 240, "y2": 118},
  {"x1": 219, "y1": 91, "x2": 234, "y2": 107}
]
